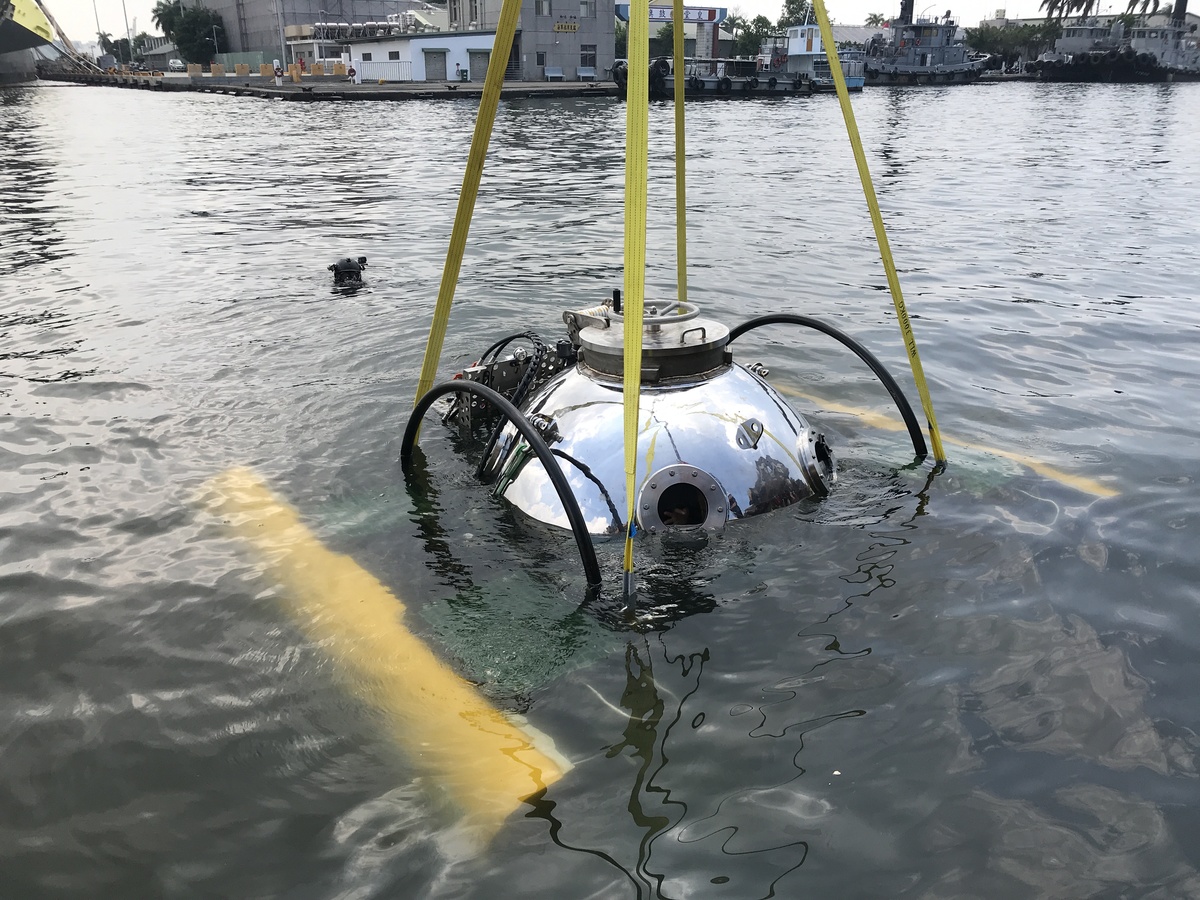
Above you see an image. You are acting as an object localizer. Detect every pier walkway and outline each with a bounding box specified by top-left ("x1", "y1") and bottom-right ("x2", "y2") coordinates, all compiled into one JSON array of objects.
[{"x1": 44, "y1": 71, "x2": 621, "y2": 102}]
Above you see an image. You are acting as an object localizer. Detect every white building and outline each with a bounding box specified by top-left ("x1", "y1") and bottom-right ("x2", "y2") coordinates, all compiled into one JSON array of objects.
[
  {"x1": 345, "y1": 28, "x2": 502, "y2": 81},
  {"x1": 286, "y1": 0, "x2": 614, "y2": 81}
]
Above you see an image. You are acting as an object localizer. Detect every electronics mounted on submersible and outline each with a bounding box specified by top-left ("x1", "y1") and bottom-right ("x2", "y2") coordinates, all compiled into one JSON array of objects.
[{"x1": 405, "y1": 291, "x2": 928, "y2": 542}]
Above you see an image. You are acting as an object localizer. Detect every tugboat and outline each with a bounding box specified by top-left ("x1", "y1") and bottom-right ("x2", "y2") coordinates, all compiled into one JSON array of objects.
[
  {"x1": 758, "y1": 24, "x2": 867, "y2": 91},
  {"x1": 1026, "y1": 1, "x2": 1200, "y2": 83},
  {"x1": 612, "y1": 56, "x2": 812, "y2": 98},
  {"x1": 864, "y1": 2, "x2": 988, "y2": 85}
]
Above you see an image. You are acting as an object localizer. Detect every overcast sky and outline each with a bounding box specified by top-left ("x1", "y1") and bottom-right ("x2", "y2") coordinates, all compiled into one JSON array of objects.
[{"x1": 59, "y1": 0, "x2": 1099, "y2": 48}]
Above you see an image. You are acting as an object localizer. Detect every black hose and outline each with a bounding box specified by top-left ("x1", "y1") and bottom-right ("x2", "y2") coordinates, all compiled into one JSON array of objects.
[
  {"x1": 728, "y1": 314, "x2": 928, "y2": 461},
  {"x1": 401, "y1": 380, "x2": 602, "y2": 589}
]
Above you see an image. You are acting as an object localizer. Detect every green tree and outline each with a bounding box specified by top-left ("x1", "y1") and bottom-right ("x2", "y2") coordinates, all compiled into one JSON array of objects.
[
  {"x1": 733, "y1": 30, "x2": 760, "y2": 56},
  {"x1": 151, "y1": 0, "x2": 184, "y2": 41},
  {"x1": 965, "y1": 21, "x2": 1060, "y2": 65},
  {"x1": 97, "y1": 32, "x2": 131, "y2": 64},
  {"x1": 1125, "y1": 0, "x2": 1158, "y2": 14},
  {"x1": 653, "y1": 21, "x2": 674, "y2": 57},
  {"x1": 733, "y1": 14, "x2": 774, "y2": 56},
  {"x1": 1039, "y1": 0, "x2": 1100, "y2": 19},
  {"x1": 173, "y1": 6, "x2": 225, "y2": 63},
  {"x1": 865, "y1": 12, "x2": 886, "y2": 26},
  {"x1": 614, "y1": 20, "x2": 627, "y2": 58},
  {"x1": 778, "y1": 0, "x2": 811, "y2": 27},
  {"x1": 133, "y1": 31, "x2": 152, "y2": 55}
]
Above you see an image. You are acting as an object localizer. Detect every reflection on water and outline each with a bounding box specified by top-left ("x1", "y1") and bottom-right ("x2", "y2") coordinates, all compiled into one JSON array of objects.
[
  {"x1": 0, "y1": 89, "x2": 66, "y2": 279},
  {"x1": 2, "y1": 81, "x2": 1200, "y2": 897}
]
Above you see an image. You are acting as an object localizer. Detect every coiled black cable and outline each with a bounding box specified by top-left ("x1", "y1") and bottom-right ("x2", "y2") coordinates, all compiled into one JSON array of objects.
[
  {"x1": 475, "y1": 331, "x2": 549, "y2": 480},
  {"x1": 401, "y1": 380, "x2": 602, "y2": 589},
  {"x1": 728, "y1": 314, "x2": 928, "y2": 461}
]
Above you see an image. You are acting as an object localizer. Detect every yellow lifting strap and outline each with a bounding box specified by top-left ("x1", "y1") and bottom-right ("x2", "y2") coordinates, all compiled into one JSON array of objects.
[
  {"x1": 413, "y1": 0, "x2": 524, "y2": 420},
  {"x1": 201, "y1": 468, "x2": 568, "y2": 842},
  {"x1": 673, "y1": 0, "x2": 688, "y2": 307},
  {"x1": 812, "y1": 0, "x2": 947, "y2": 464},
  {"x1": 622, "y1": 0, "x2": 651, "y2": 598}
]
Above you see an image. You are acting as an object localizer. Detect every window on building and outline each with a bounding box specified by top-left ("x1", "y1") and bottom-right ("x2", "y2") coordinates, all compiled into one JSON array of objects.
[
  {"x1": 536, "y1": 50, "x2": 547, "y2": 66},
  {"x1": 469, "y1": 0, "x2": 480, "y2": 23},
  {"x1": 389, "y1": 50, "x2": 400, "y2": 60},
  {"x1": 449, "y1": 0, "x2": 461, "y2": 27},
  {"x1": 535, "y1": 0, "x2": 551, "y2": 15},
  {"x1": 361, "y1": 52, "x2": 372, "y2": 61},
  {"x1": 580, "y1": 0, "x2": 596, "y2": 16},
  {"x1": 580, "y1": 44, "x2": 596, "y2": 68}
]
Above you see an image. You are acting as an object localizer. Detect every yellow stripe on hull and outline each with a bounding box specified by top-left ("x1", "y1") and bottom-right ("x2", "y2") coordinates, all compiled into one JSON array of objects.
[
  {"x1": 775, "y1": 386, "x2": 1118, "y2": 498},
  {"x1": 8, "y1": 0, "x2": 54, "y2": 48},
  {"x1": 201, "y1": 467, "x2": 568, "y2": 840}
]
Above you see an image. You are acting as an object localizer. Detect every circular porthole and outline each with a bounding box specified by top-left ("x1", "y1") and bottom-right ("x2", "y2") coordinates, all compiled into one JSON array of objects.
[{"x1": 636, "y1": 465, "x2": 728, "y2": 533}]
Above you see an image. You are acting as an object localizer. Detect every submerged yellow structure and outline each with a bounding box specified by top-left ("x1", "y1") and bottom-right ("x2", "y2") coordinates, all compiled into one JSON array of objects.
[{"x1": 202, "y1": 467, "x2": 568, "y2": 840}]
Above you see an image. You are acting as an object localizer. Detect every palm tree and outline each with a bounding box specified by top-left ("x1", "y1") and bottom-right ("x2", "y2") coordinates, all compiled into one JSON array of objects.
[
  {"x1": 1040, "y1": 0, "x2": 1100, "y2": 18},
  {"x1": 866, "y1": 12, "x2": 886, "y2": 26},
  {"x1": 152, "y1": 0, "x2": 183, "y2": 40},
  {"x1": 1125, "y1": 0, "x2": 1159, "y2": 16}
]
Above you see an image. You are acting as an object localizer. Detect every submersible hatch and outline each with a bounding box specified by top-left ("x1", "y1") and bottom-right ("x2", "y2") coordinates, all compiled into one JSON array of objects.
[{"x1": 458, "y1": 296, "x2": 838, "y2": 536}]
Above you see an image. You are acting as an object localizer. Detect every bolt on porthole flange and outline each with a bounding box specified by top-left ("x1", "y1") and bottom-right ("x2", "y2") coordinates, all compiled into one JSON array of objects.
[{"x1": 636, "y1": 465, "x2": 728, "y2": 533}]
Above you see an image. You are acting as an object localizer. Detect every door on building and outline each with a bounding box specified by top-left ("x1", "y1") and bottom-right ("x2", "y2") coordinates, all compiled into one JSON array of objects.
[
  {"x1": 468, "y1": 50, "x2": 491, "y2": 81},
  {"x1": 424, "y1": 50, "x2": 448, "y2": 81}
]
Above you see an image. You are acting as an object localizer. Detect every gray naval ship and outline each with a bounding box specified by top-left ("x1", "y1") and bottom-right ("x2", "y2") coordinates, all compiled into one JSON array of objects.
[
  {"x1": 864, "y1": 2, "x2": 989, "y2": 85},
  {"x1": 1026, "y1": 0, "x2": 1200, "y2": 83}
]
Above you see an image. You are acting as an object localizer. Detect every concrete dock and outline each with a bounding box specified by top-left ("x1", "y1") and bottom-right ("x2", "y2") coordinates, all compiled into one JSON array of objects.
[{"x1": 45, "y1": 71, "x2": 621, "y2": 102}]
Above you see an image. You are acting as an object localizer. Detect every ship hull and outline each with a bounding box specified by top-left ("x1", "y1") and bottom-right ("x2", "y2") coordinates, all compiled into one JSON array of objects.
[
  {"x1": 1030, "y1": 55, "x2": 1200, "y2": 83},
  {"x1": 0, "y1": 0, "x2": 53, "y2": 83},
  {"x1": 865, "y1": 67, "x2": 983, "y2": 85},
  {"x1": 0, "y1": 47, "x2": 39, "y2": 83}
]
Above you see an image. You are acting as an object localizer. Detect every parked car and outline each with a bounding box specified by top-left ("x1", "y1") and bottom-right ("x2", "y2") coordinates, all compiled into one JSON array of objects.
[{"x1": 168, "y1": 59, "x2": 185, "y2": 72}]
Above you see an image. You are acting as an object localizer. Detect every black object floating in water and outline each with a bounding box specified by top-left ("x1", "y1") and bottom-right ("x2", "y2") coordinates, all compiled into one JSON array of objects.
[{"x1": 329, "y1": 256, "x2": 368, "y2": 285}]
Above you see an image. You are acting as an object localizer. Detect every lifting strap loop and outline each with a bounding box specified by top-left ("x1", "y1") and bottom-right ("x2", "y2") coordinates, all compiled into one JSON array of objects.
[
  {"x1": 622, "y1": 0, "x2": 651, "y2": 601},
  {"x1": 413, "y1": 0, "x2": 524, "y2": 427},
  {"x1": 673, "y1": 0, "x2": 688, "y2": 310},
  {"x1": 812, "y1": 0, "x2": 947, "y2": 464}
]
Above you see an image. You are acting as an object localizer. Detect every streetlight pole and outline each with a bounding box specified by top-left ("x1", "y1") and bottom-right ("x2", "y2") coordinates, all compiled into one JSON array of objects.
[
  {"x1": 119, "y1": 0, "x2": 133, "y2": 62},
  {"x1": 275, "y1": 0, "x2": 289, "y2": 65}
]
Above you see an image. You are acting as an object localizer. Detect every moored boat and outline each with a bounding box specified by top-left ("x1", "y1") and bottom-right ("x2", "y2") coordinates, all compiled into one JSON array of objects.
[
  {"x1": 1026, "y1": 2, "x2": 1200, "y2": 83},
  {"x1": 864, "y1": 1, "x2": 988, "y2": 85},
  {"x1": 612, "y1": 56, "x2": 812, "y2": 98},
  {"x1": 760, "y1": 24, "x2": 867, "y2": 91}
]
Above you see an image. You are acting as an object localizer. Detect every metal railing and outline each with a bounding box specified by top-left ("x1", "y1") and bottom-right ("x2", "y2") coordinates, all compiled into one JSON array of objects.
[
  {"x1": 215, "y1": 51, "x2": 267, "y2": 68},
  {"x1": 356, "y1": 59, "x2": 415, "y2": 81}
]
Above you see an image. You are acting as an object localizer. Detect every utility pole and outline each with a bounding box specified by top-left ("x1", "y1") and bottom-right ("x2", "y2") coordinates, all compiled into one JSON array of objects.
[
  {"x1": 119, "y1": 0, "x2": 133, "y2": 62},
  {"x1": 275, "y1": 0, "x2": 288, "y2": 65}
]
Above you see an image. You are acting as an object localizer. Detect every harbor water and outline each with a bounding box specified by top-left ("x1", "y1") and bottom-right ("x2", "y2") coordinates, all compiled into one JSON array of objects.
[{"x1": 3, "y1": 81, "x2": 1200, "y2": 897}]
